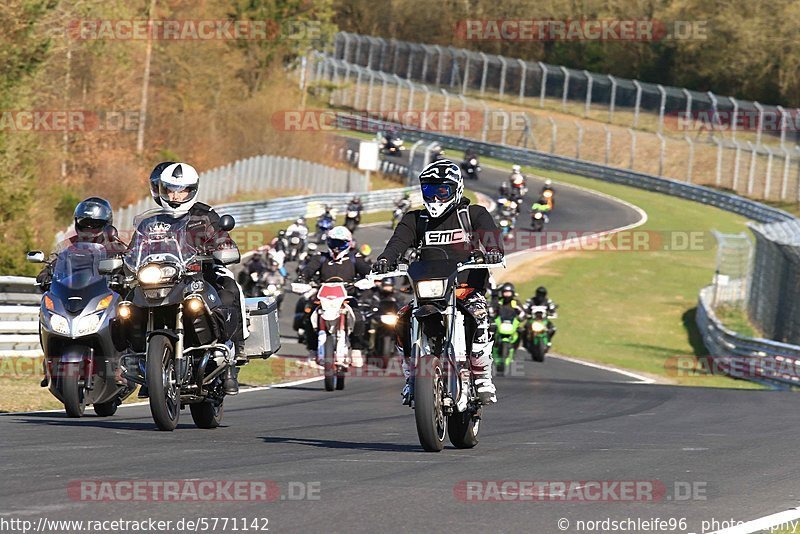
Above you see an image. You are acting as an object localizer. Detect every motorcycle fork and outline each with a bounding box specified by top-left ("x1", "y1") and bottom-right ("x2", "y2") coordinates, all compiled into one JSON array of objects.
[{"x1": 175, "y1": 303, "x2": 186, "y2": 384}]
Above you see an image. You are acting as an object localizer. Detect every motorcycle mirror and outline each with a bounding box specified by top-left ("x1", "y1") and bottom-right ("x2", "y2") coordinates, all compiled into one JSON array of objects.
[
  {"x1": 213, "y1": 248, "x2": 240, "y2": 265},
  {"x1": 26, "y1": 251, "x2": 45, "y2": 263},
  {"x1": 98, "y1": 258, "x2": 123, "y2": 274},
  {"x1": 219, "y1": 215, "x2": 236, "y2": 232}
]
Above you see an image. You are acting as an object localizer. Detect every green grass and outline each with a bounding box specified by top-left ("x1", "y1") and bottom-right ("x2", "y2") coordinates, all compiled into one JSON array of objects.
[
  {"x1": 495, "y1": 163, "x2": 764, "y2": 388},
  {"x1": 714, "y1": 305, "x2": 759, "y2": 338}
]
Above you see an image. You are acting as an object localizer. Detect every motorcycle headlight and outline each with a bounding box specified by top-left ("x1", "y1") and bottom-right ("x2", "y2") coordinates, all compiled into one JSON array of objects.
[
  {"x1": 137, "y1": 264, "x2": 168, "y2": 285},
  {"x1": 49, "y1": 313, "x2": 70, "y2": 335},
  {"x1": 534, "y1": 212, "x2": 543, "y2": 220},
  {"x1": 380, "y1": 314, "x2": 398, "y2": 326},
  {"x1": 500, "y1": 219, "x2": 509, "y2": 227},
  {"x1": 531, "y1": 321, "x2": 546, "y2": 333},
  {"x1": 416, "y1": 279, "x2": 446, "y2": 299},
  {"x1": 250, "y1": 272, "x2": 259, "y2": 282},
  {"x1": 498, "y1": 322, "x2": 516, "y2": 335},
  {"x1": 267, "y1": 284, "x2": 278, "y2": 293},
  {"x1": 76, "y1": 313, "x2": 102, "y2": 336},
  {"x1": 470, "y1": 158, "x2": 477, "y2": 165}
]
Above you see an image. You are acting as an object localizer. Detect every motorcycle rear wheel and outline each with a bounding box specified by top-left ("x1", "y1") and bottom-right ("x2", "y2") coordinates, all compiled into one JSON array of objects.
[
  {"x1": 414, "y1": 356, "x2": 446, "y2": 452},
  {"x1": 190, "y1": 399, "x2": 224, "y2": 429},
  {"x1": 323, "y1": 335, "x2": 336, "y2": 391}
]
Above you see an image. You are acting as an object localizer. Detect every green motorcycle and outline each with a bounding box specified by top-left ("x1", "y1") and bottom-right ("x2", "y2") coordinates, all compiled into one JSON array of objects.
[
  {"x1": 525, "y1": 305, "x2": 553, "y2": 362},
  {"x1": 492, "y1": 308, "x2": 521, "y2": 375}
]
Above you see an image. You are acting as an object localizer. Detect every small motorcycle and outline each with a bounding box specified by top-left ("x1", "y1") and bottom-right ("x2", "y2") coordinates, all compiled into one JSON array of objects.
[
  {"x1": 364, "y1": 287, "x2": 400, "y2": 369},
  {"x1": 392, "y1": 200, "x2": 411, "y2": 229},
  {"x1": 316, "y1": 214, "x2": 334, "y2": 243},
  {"x1": 27, "y1": 244, "x2": 135, "y2": 417},
  {"x1": 380, "y1": 134, "x2": 404, "y2": 157},
  {"x1": 497, "y1": 216, "x2": 515, "y2": 243},
  {"x1": 524, "y1": 305, "x2": 554, "y2": 362},
  {"x1": 491, "y1": 308, "x2": 521, "y2": 375},
  {"x1": 292, "y1": 277, "x2": 373, "y2": 391},
  {"x1": 531, "y1": 210, "x2": 548, "y2": 232},
  {"x1": 460, "y1": 156, "x2": 481, "y2": 180},
  {"x1": 344, "y1": 208, "x2": 361, "y2": 233},
  {"x1": 286, "y1": 231, "x2": 306, "y2": 262}
]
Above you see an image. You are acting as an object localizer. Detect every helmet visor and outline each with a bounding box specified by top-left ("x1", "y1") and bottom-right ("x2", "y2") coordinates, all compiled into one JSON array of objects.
[
  {"x1": 159, "y1": 181, "x2": 197, "y2": 205},
  {"x1": 327, "y1": 238, "x2": 350, "y2": 253},
  {"x1": 421, "y1": 183, "x2": 455, "y2": 203}
]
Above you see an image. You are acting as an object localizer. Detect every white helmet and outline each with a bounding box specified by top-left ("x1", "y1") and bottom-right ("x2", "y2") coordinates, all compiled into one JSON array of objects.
[
  {"x1": 158, "y1": 162, "x2": 200, "y2": 216},
  {"x1": 419, "y1": 159, "x2": 463, "y2": 218},
  {"x1": 511, "y1": 164, "x2": 521, "y2": 174},
  {"x1": 544, "y1": 179, "x2": 553, "y2": 186},
  {"x1": 295, "y1": 218, "x2": 305, "y2": 226},
  {"x1": 326, "y1": 226, "x2": 352, "y2": 260}
]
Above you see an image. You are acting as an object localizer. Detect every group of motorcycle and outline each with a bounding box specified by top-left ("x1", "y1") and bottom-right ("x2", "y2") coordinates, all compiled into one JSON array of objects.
[
  {"x1": 28, "y1": 205, "x2": 282, "y2": 431},
  {"x1": 496, "y1": 165, "x2": 557, "y2": 236}
]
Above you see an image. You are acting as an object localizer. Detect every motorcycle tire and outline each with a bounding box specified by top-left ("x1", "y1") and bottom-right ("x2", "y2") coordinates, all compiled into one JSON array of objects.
[
  {"x1": 190, "y1": 398, "x2": 224, "y2": 429},
  {"x1": 414, "y1": 356, "x2": 446, "y2": 452},
  {"x1": 146, "y1": 334, "x2": 181, "y2": 431},
  {"x1": 335, "y1": 369, "x2": 346, "y2": 390},
  {"x1": 323, "y1": 335, "x2": 336, "y2": 391},
  {"x1": 448, "y1": 408, "x2": 480, "y2": 449},
  {"x1": 531, "y1": 342, "x2": 546, "y2": 363},
  {"x1": 93, "y1": 399, "x2": 118, "y2": 417},
  {"x1": 60, "y1": 362, "x2": 86, "y2": 418}
]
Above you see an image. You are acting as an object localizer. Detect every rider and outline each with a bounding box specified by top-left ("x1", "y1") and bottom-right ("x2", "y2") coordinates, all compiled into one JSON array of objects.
[
  {"x1": 525, "y1": 286, "x2": 558, "y2": 344},
  {"x1": 509, "y1": 164, "x2": 527, "y2": 200},
  {"x1": 541, "y1": 179, "x2": 556, "y2": 208},
  {"x1": 36, "y1": 197, "x2": 127, "y2": 291},
  {"x1": 286, "y1": 218, "x2": 309, "y2": 241},
  {"x1": 372, "y1": 159, "x2": 504, "y2": 405},
  {"x1": 346, "y1": 196, "x2": 363, "y2": 222},
  {"x1": 239, "y1": 252, "x2": 269, "y2": 296},
  {"x1": 498, "y1": 180, "x2": 511, "y2": 200},
  {"x1": 491, "y1": 282, "x2": 525, "y2": 350},
  {"x1": 531, "y1": 194, "x2": 552, "y2": 222},
  {"x1": 396, "y1": 191, "x2": 412, "y2": 211},
  {"x1": 151, "y1": 162, "x2": 246, "y2": 395},
  {"x1": 297, "y1": 226, "x2": 372, "y2": 364}
]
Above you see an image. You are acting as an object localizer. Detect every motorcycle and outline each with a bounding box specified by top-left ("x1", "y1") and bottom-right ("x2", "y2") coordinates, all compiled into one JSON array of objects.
[
  {"x1": 510, "y1": 175, "x2": 527, "y2": 201},
  {"x1": 380, "y1": 134, "x2": 404, "y2": 157},
  {"x1": 491, "y1": 307, "x2": 521, "y2": 375},
  {"x1": 531, "y1": 210, "x2": 548, "y2": 232},
  {"x1": 460, "y1": 156, "x2": 481, "y2": 180},
  {"x1": 247, "y1": 270, "x2": 284, "y2": 311},
  {"x1": 497, "y1": 217, "x2": 515, "y2": 243},
  {"x1": 103, "y1": 209, "x2": 279, "y2": 430},
  {"x1": 369, "y1": 249, "x2": 504, "y2": 452},
  {"x1": 316, "y1": 214, "x2": 334, "y2": 243},
  {"x1": 291, "y1": 277, "x2": 373, "y2": 391},
  {"x1": 392, "y1": 200, "x2": 411, "y2": 229},
  {"x1": 344, "y1": 207, "x2": 362, "y2": 233},
  {"x1": 363, "y1": 286, "x2": 400, "y2": 369},
  {"x1": 542, "y1": 188, "x2": 555, "y2": 210},
  {"x1": 286, "y1": 231, "x2": 306, "y2": 262},
  {"x1": 524, "y1": 305, "x2": 554, "y2": 362},
  {"x1": 27, "y1": 244, "x2": 135, "y2": 417}
]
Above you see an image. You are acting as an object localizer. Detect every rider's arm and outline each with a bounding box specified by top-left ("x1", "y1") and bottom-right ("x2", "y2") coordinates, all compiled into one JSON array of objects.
[
  {"x1": 354, "y1": 255, "x2": 372, "y2": 278},
  {"x1": 376, "y1": 211, "x2": 417, "y2": 265},
  {"x1": 299, "y1": 254, "x2": 323, "y2": 281},
  {"x1": 469, "y1": 205, "x2": 504, "y2": 255}
]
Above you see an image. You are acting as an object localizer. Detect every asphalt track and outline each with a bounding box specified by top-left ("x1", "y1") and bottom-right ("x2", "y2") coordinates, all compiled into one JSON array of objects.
[{"x1": 1, "y1": 147, "x2": 797, "y2": 534}]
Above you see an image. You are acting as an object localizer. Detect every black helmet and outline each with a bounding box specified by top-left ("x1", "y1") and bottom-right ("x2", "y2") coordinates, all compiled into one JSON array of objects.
[
  {"x1": 149, "y1": 161, "x2": 176, "y2": 207},
  {"x1": 74, "y1": 197, "x2": 113, "y2": 233},
  {"x1": 536, "y1": 286, "x2": 547, "y2": 298},
  {"x1": 500, "y1": 282, "x2": 515, "y2": 299}
]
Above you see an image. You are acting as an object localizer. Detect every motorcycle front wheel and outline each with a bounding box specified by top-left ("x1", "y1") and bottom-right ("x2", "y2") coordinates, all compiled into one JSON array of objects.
[
  {"x1": 323, "y1": 335, "x2": 336, "y2": 391},
  {"x1": 60, "y1": 362, "x2": 86, "y2": 418},
  {"x1": 190, "y1": 398, "x2": 224, "y2": 429},
  {"x1": 146, "y1": 334, "x2": 180, "y2": 431},
  {"x1": 414, "y1": 356, "x2": 446, "y2": 452}
]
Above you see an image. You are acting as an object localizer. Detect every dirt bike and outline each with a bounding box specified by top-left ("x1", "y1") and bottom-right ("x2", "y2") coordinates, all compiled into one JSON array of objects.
[
  {"x1": 291, "y1": 277, "x2": 372, "y2": 390},
  {"x1": 531, "y1": 208, "x2": 549, "y2": 232},
  {"x1": 492, "y1": 308, "x2": 521, "y2": 375},
  {"x1": 369, "y1": 249, "x2": 504, "y2": 452}
]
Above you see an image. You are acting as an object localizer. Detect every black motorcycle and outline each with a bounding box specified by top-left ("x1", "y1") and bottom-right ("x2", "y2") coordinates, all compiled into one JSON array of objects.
[
  {"x1": 344, "y1": 205, "x2": 362, "y2": 232},
  {"x1": 27, "y1": 243, "x2": 134, "y2": 417},
  {"x1": 103, "y1": 209, "x2": 264, "y2": 430},
  {"x1": 460, "y1": 155, "x2": 481, "y2": 180},
  {"x1": 363, "y1": 283, "x2": 400, "y2": 368}
]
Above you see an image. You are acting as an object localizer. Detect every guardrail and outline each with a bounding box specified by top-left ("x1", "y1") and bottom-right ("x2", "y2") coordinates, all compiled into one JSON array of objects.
[
  {"x1": 0, "y1": 276, "x2": 42, "y2": 356},
  {"x1": 696, "y1": 285, "x2": 800, "y2": 389}
]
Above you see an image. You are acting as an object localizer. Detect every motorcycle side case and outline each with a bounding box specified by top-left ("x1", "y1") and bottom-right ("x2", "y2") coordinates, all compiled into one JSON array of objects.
[{"x1": 244, "y1": 297, "x2": 281, "y2": 358}]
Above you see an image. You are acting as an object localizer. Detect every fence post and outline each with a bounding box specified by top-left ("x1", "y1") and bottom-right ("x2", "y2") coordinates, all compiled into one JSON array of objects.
[
  {"x1": 633, "y1": 80, "x2": 642, "y2": 128},
  {"x1": 353, "y1": 69, "x2": 363, "y2": 109},
  {"x1": 733, "y1": 141, "x2": 742, "y2": 191},
  {"x1": 458, "y1": 94, "x2": 467, "y2": 137},
  {"x1": 583, "y1": 70, "x2": 593, "y2": 118},
  {"x1": 498, "y1": 55, "x2": 508, "y2": 100},
  {"x1": 517, "y1": 59, "x2": 527, "y2": 103},
  {"x1": 479, "y1": 52, "x2": 488, "y2": 96},
  {"x1": 560, "y1": 66, "x2": 569, "y2": 112},
  {"x1": 481, "y1": 100, "x2": 490, "y2": 142},
  {"x1": 575, "y1": 121, "x2": 583, "y2": 159},
  {"x1": 549, "y1": 117, "x2": 557, "y2": 153},
  {"x1": 608, "y1": 75, "x2": 617, "y2": 123},
  {"x1": 628, "y1": 128, "x2": 636, "y2": 169},
  {"x1": 461, "y1": 52, "x2": 470, "y2": 95},
  {"x1": 781, "y1": 147, "x2": 791, "y2": 201},
  {"x1": 366, "y1": 71, "x2": 376, "y2": 110},
  {"x1": 777, "y1": 105, "x2": 787, "y2": 149},
  {"x1": 763, "y1": 145, "x2": 774, "y2": 199},
  {"x1": 657, "y1": 84, "x2": 666, "y2": 134},
  {"x1": 538, "y1": 62, "x2": 547, "y2": 108},
  {"x1": 500, "y1": 110, "x2": 509, "y2": 145},
  {"x1": 714, "y1": 136, "x2": 723, "y2": 187},
  {"x1": 746, "y1": 141, "x2": 757, "y2": 195},
  {"x1": 420, "y1": 45, "x2": 429, "y2": 82},
  {"x1": 730, "y1": 97, "x2": 738, "y2": 142},
  {"x1": 406, "y1": 45, "x2": 415, "y2": 79},
  {"x1": 393, "y1": 74, "x2": 402, "y2": 111},
  {"x1": 422, "y1": 85, "x2": 431, "y2": 116},
  {"x1": 685, "y1": 136, "x2": 694, "y2": 183},
  {"x1": 407, "y1": 80, "x2": 415, "y2": 113},
  {"x1": 754, "y1": 101, "x2": 764, "y2": 147},
  {"x1": 682, "y1": 88, "x2": 692, "y2": 126},
  {"x1": 604, "y1": 125, "x2": 611, "y2": 164}
]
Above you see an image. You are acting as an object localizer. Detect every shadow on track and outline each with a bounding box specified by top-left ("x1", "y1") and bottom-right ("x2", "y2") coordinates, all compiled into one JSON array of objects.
[
  {"x1": 11, "y1": 414, "x2": 196, "y2": 432},
  {"x1": 261, "y1": 435, "x2": 421, "y2": 453}
]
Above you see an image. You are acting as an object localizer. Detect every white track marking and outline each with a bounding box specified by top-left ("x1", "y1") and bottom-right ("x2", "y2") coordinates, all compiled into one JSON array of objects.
[
  {"x1": 550, "y1": 353, "x2": 656, "y2": 384},
  {"x1": 708, "y1": 507, "x2": 800, "y2": 534}
]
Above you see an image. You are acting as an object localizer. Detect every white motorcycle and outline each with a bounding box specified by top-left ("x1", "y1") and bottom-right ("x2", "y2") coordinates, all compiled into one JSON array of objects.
[{"x1": 292, "y1": 278, "x2": 372, "y2": 390}]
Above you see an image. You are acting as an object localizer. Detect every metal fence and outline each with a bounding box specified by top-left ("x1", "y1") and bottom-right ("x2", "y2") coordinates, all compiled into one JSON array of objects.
[
  {"x1": 0, "y1": 276, "x2": 42, "y2": 355},
  {"x1": 708, "y1": 231, "x2": 752, "y2": 308},
  {"x1": 748, "y1": 218, "x2": 800, "y2": 344},
  {"x1": 334, "y1": 32, "x2": 800, "y2": 148},
  {"x1": 310, "y1": 53, "x2": 800, "y2": 203},
  {"x1": 108, "y1": 155, "x2": 368, "y2": 236},
  {"x1": 696, "y1": 285, "x2": 800, "y2": 389}
]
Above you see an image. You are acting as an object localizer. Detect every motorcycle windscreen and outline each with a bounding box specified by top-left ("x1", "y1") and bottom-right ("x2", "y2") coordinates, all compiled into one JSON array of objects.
[
  {"x1": 408, "y1": 246, "x2": 462, "y2": 283},
  {"x1": 125, "y1": 210, "x2": 198, "y2": 272},
  {"x1": 50, "y1": 243, "x2": 110, "y2": 314}
]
